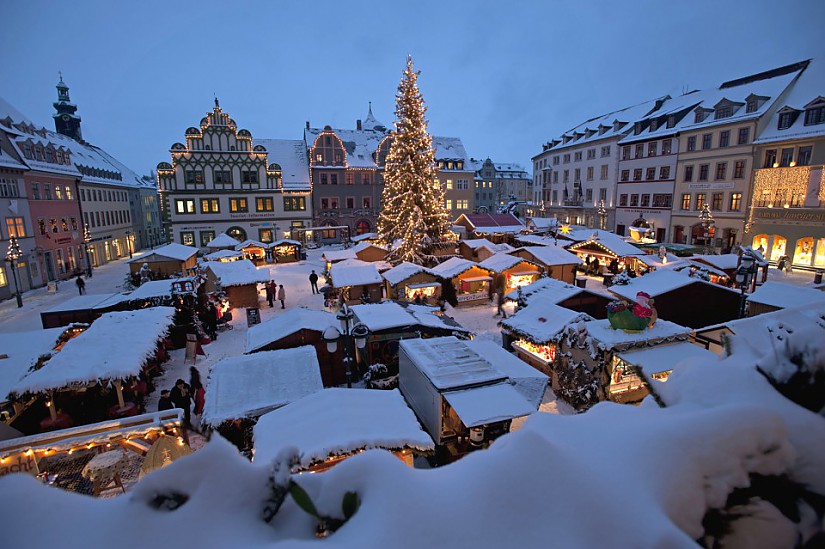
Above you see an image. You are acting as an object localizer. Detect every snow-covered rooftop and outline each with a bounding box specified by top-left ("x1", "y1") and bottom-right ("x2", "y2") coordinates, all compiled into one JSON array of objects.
[
  {"x1": 691, "y1": 254, "x2": 741, "y2": 271},
  {"x1": 350, "y1": 232, "x2": 377, "y2": 243},
  {"x1": 463, "y1": 339, "x2": 548, "y2": 409},
  {"x1": 746, "y1": 280, "x2": 825, "y2": 309},
  {"x1": 616, "y1": 342, "x2": 718, "y2": 377},
  {"x1": 322, "y1": 248, "x2": 357, "y2": 263},
  {"x1": 128, "y1": 243, "x2": 198, "y2": 263},
  {"x1": 304, "y1": 126, "x2": 388, "y2": 169},
  {"x1": 0, "y1": 328, "x2": 66, "y2": 401},
  {"x1": 42, "y1": 293, "x2": 121, "y2": 313},
  {"x1": 381, "y1": 262, "x2": 437, "y2": 287},
  {"x1": 579, "y1": 318, "x2": 692, "y2": 348},
  {"x1": 202, "y1": 347, "x2": 323, "y2": 427},
  {"x1": 504, "y1": 276, "x2": 597, "y2": 304},
  {"x1": 269, "y1": 239, "x2": 302, "y2": 248},
  {"x1": 443, "y1": 382, "x2": 537, "y2": 427},
  {"x1": 245, "y1": 308, "x2": 338, "y2": 353},
  {"x1": 329, "y1": 259, "x2": 383, "y2": 288},
  {"x1": 206, "y1": 233, "x2": 241, "y2": 249},
  {"x1": 115, "y1": 278, "x2": 194, "y2": 302},
  {"x1": 502, "y1": 297, "x2": 593, "y2": 343},
  {"x1": 756, "y1": 58, "x2": 825, "y2": 143},
  {"x1": 478, "y1": 252, "x2": 538, "y2": 274},
  {"x1": 234, "y1": 239, "x2": 268, "y2": 251},
  {"x1": 400, "y1": 336, "x2": 508, "y2": 390},
  {"x1": 527, "y1": 217, "x2": 560, "y2": 229},
  {"x1": 514, "y1": 245, "x2": 583, "y2": 266},
  {"x1": 253, "y1": 388, "x2": 434, "y2": 469},
  {"x1": 430, "y1": 257, "x2": 489, "y2": 278},
  {"x1": 203, "y1": 249, "x2": 243, "y2": 261},
  {"x1": 567, "y1": 229, "x2": 646, "y2": 257},
  {"x1": 251, "y1": 138, "x2": 311, "y2": 190},
  {"x1": 11, "y1": 308, "x2": 175, "y2": 395},
  {"x1": 609, "y1": 268, "x2": 736, "y2": 300},
  {"x1": 351, "y1": 301, "x2": 468, "y2": 334},
  {"x1": 203, "y1": 260, "x2": 269, "y2": 287}
]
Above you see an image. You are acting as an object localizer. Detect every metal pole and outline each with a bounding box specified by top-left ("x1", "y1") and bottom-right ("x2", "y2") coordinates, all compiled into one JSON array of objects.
[
  {"x1": 10, "y1": 259, "x2": 22, "y2": 308},
  {"x1": 344, "y1": 310, "x2": 352, "y2": 388}
]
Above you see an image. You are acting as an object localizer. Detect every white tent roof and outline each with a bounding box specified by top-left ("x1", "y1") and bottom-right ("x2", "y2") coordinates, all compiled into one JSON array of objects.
[
  {"x1": 0, "y1": 328, "x2": 66, "y2": 401},
  {"x1": 202, "y1": 347, "x2": 323, "y2": 426},
  {"x1": 253, "y1": 388, "x2": 434, "y2": 468},
  {"x1": 443, "y1": 383, "x2": 536, "y2": 427},
  {"x1": 245, "y1": 308, "x2": 338, "y2": 353},
  {"x1": 206, "y1": 233, "x2": 241, "y2": 249},
  {"x1": 128, "y1": 243, "x2": 198, "y2": 263}
]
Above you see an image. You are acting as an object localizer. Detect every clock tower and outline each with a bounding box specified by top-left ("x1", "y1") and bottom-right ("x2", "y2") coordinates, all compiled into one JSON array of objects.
[{"x1": 52, "y1": 72, "x2": 83, "y2": 141}]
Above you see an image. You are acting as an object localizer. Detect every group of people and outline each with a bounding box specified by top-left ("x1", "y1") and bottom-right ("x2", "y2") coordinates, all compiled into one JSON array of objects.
[
  {"x1": 265, "y1": 280, "x2": 286, "y2": 309},
  {"x1": 158, "y1": 367, "x2": 205, "y2": 429}
]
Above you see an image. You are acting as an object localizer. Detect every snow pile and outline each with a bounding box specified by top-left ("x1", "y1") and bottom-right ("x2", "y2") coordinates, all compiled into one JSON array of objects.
[
  {"x1": 253, "y1": 388, "x2": 434, "y2": 469},
  {"x1": 0, "y1": 328, "x2": 66, "y2": 401},
  {"x1": 11, "y1": 307, "x2": 175, "y2": 396},
  {"x1": 202, "y1": 347, "x2": 324, "y2": 427},
  {"x1": 203, "y1": 260, "x2": 270, "y2": 287},
  {"x1": 747, "y1": 280, "x2": 825, "y2": 310},
  {"x1": 245, "y1": 308, "x2": 338, "y2": 353}
]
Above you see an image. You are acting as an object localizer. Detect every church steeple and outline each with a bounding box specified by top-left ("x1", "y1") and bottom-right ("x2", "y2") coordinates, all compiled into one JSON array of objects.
[{"x1": 53, "y1": 72, "x2": 82, "y2": 140}]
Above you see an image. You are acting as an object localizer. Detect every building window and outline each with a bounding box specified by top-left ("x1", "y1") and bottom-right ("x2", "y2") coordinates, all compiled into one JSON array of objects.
[
  {"x1": 363, "y1": 197, "x2": 372, "y2": 209},
  {"x1": 702, "y1": 134, "x2": 712, "y2": 150},
  {"x1": 797, "y1": 146, "x2": 812, "y2": 166},
  {"x1": 200, "y1": 230, "x2": 216, "y2": 247},
  {"x1": 586, "y1": 167, "x2": 593, "y2": 181},
  {"x1": 587, "y1": 149, "x2": 595, "y2": 160},
  {"x1": 630, "y1": 194, "x2": 639, "y2": 207},
  {"x1": 695, "y1": 193, "x2": 706, "y2": 210},
  {"x1": 585, "y1": 189, "x2": 593, "y2": 202},
  {"x1": 456, "y1": 199, "x2": 469, "y2": 209},
  {"x1": 574, "y1": 168, "x2": 581, "y2": 181},
  {"x1": 734, "y1": 160, "x2": 745, "y2": 179},
  {"x1": 652, "y1": 194, "x2": 672, "y2": 208},
  {"x1": 661, "y1": 139, "x2": 672, "y2": 155},
  {"x1": 320, "y1": 174, "x2": 328, "y2": 185},
  {"x1": 31, "y1": 182, "x2": 40, "y2": 199},
  {"x1": 563, "y1": 170, "x2": 569, "y2": 183},
  {"x1": 779, "y1": 148, "x2": 794, "y2": 167},
  {"x1": 660, "y1": 166, "x2": 671, "y2": 179},
  {"x1": 600, "y1": 165, "x2": 608, "y2": 180},
  {"x1": 639, "y1": 194, "x2": 649, "y2": 207},
  {"x1": 619, "y1": 194, "x2": 628, "y2": 206},
  {"x1": 330, "y1": 174, "x2": 338, "y2": 185},
  {"x1": 55, "y1": 186, "x2": 63, "y2": 200},
  {"x1": 681, "y1": 193, "x2": 691, "y2": 210},
  {"x1": 175, "y1": 199, "x2": 196, "y2": 214},
  {"x1": 711, "y1": 192, "x2": 723, "y2": 211},
  {"x1": 687, "y1": 136, "x2": 696, "y2": 151},
  {"x1": 256, "y1": 197, "x2": 274, "y2": 212},
  {"x1": 622, "y1": 146, "x2": 630, "y2": 160},
  {"x1": 645, "y1": 167, "x2": 655, "y2": 180},
  {"x1": 599, "y1": 188, "x2": 607, "y2": 201},
  {"x1": 633, "y1": 169, "x2": 642, "y2": 181},
  {"x1": 5, "y1": 217, "x2": 25, "y2": 238},
  {"x1": 601, "y1": 146, "x2": 610, "y2": 157},
  {"x1": 698, "y1": 164, "x2": 709, "y2": 181},
  {"x1": 715, "y1": 106, "x2": 732, "y2": 119},
  {"x1": 283, "y1": 197, "x2": 306, "y2": 211},
  {"x1": 346, "y1": 197, "x2": 355, "y2": 209},
  {"x1": 647, "y1": 142, "x2": 657, "y2": 157},
  {"x1": 574, "y1": 152, "x2": 582, "y2": 161},
  {"x1": 185, "y1": 169, "x2": 204, "y2": 187},
  {"x1": 200, "y1": 198, "x2": 220, "y2": 213},
  {"x1": 446, "y1": 199, "x2": 452, "y2": 209},
  {"x1": 804, "y1": 106, "x2": 825, "y2": 126},
  {"x1": 684, "y1": 165, "x2": 694, "y2": 182},
  {"x1": 764, "y1": 149, "x2": 777, "y2": 168},
  {"x1": 715, "y1": 162, "x2": 727, "y2": 180},
  {"x1": 563, "y1": 154, "x2": 570, "y2": 163},
  {"x1": 181, "y1": 231, "x2": 195, "y2": 246},
  {"x1": 445, "y1": 179, "x2": 453, "y2": 190},
  {"x1": 242, "y1": 171, "x2": 259, "y2": 188},
  {"x1": 778, "y1": 112, "x2": 796, "y2": 130},
  {"x1": 553, "y1": 156, "x2": 560, "y2": 165},
  {"x1": 719, "y1": 130, "x2": 730, "y2": 148},
  {"x1": 229, "y1": 197, "x2": 248, "y2": 212},
  {"x1": 0, "y1": 266, "x2": 6, "y2": 287},
  {"x1": 65, "y1": 187, "x2": 73, "y2": 200},
  {"x1": 738, "y1": 127, "x2": 750, "y2": 145},
  {"x1": 729, "y1": 192, "x2": 742, "y2": 211},
  {"x1": 214, "y1": 170, "x2": 233, "y2": 187},
  {"x1": 258, "y1": 228, "x2": 273, "y2": 243},
  {"x1": 634, "y1": 144, "x2": 643, "y2": 159}
]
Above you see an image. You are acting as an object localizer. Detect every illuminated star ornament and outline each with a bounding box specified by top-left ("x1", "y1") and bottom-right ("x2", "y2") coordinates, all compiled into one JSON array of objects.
[{"x1": 559, "y1": 224, "x2": 572, "y2": 235}]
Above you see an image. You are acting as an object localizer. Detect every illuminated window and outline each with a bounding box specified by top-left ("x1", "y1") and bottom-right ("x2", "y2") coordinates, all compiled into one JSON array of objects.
[
  {"x1": 729, "y1": 193, "x2": 742, "y2": 211},
  {"x1": 230, "y1": 198, "x2": 248, "y2": 212},
  {"x1": 175, "y1": 199, "x2": 196, "y2": 214},
  {"x1": 255, "y1": 197, "x2": 274, "y2": 212},
  {"x1": 446, "y1": 199, "x2": 453, "y2": 209},
  {"x1": 181, "y1": 231, "x2": 195, "y2": 246},
  {"x1": 200, "y1": 198, "x2": 220, "y2": 213},
  {"x1": 446, "y1": 179, "x2": 453, "y2": 190}
]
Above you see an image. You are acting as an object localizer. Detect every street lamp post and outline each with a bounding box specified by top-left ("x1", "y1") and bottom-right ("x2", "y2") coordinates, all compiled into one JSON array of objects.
[
  {"x1": 597, "y1": 199, "x2": 607, "y2": 230},
  {"x1": 323, "y1": 303, "x2": 370, "y2": 388},
  {"x1": 698, "y1": 203, "x2": 715, "y2": 255},
  {"x1": 735, "y1": 250, "x2": 758, "y2": 318},
  {"x1": 83, "y1": 224, "x2": 93, "y2": 278},
  {"x1": 5, "y1": 235, "x2": 23, "y2": 308}
]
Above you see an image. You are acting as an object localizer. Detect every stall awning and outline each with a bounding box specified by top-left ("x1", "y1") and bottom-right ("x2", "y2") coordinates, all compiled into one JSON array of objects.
[
  {"x1": 407, "y1": 282, "x2": 440, "y2": 289},
  {"x1": 508, "y1": 269, "x2": 540, "y2": 277},
  {"x1": 461, "y1": 276, "x2": 493, "y2": 283},
  {"x1": 443, "y1": 383, "x2": 535, "y2": 428}
]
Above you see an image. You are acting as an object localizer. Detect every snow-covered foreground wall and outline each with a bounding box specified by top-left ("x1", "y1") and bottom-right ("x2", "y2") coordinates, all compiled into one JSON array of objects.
[{"x1": 2, "y1": 327, "x2": 824, "y2": 548}]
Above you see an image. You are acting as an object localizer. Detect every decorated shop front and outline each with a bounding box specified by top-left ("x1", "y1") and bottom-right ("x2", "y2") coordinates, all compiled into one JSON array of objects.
[{"x1": 431, "y1": 257, "x2": 494, "y2": 307}]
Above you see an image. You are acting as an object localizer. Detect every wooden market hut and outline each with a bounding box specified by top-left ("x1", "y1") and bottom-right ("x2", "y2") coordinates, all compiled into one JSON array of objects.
[
  {"x1": 565, "y1": 230, "x2": 653, "y2": 277},
  {"x1": 127, "y1": 243, "x2": 198, "y2": 277},
  {"x1": 245, "y1": 308, "x2": 346, "y2": 387},
  {"x1": 328, "y1": 259, "x2": 384, "y2": 305},
  {"x1": 253, "y1": 388, "x2": 435, "y2": 472},
  {"x1": 269, "y1": 239, "x2": 303, "y2": 263},
  {"x1": 458, "y1": 239, "x2": 515, "y2": 262},
  {"x1": 453, "y1": 213, "x2": 526, "y2": 244},
  {"x1": 430, "y1": 257, "x2": 494, "y2": 306},
  {"x1": 382, "y1": 262, "x2": 442, "y2": 304},
  {"x1": 504, "y1": 277, "x2": 613, "y2": 319},
  {"x1": 206, "y1": 233, "x2": 242, "y2": 251},
  {"x1": 201, "y1": 347, "x2": 323, "y2": 452},
  {"x1": 478, "y1": 253, "x2": 542, "y2": 294},
  {"x1": 525, "y1": 216, "x2": 559, "y2": 234},
  {"x1": 8, "y1": 308, "x2": 175, "y2": 435},
  {"x1": 509, "y1": 246, "x2": 583, "y2": 284},
  {"x1": 235, "y1": 240, "x2": 269, "y2": 264},
  {"x1": 202, "y1": 260, "x2": 269, "y2": 308},
  {"x1": 203, "y1": 249, "x2": 244, "y2": 262},
  {"x1": 745, "y1": 281, "x2": 825, "y2": 317},
  {"x1": 40, "y1": 293, "x2": 124, "y2": 329},
  {"x1": 609, "y1": 269, "x2": 740, "y2": 328}
]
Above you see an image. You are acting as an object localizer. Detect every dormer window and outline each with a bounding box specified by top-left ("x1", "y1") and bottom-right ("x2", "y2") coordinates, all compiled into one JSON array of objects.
[
  {"x1": 667, "y1": 115, "x2": 676, "y2": 128},
  {"x1": 694, "y1": 109, "x2": 710, "y2": 123},
  {"x1": 804, "y1": 103, "x2": 825, "y2": 126},
  {"x1": 457, "y1": 161, "x2": 463, "y2": 170},
  {"x1": 746, "y1": 99, "x2": 758, "y2": 113},
  {"x1": 778, "y1": 111, "x2": 799, "y2": 130},
  {"x1": 714, "y1": 106, "x2": 733, "y2": 119},
  {"x1": 650, "y1": 119, "x2": 658, "y2": 132}
]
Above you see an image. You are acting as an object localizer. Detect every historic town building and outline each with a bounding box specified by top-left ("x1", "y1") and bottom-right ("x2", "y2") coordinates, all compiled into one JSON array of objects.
[
  {"x1": 158, "y1": 101, "x2": 311, "y2": 247},
  {"x1": 472, "y1": 158, "x2": 532, "y2": 216},
  {"x1": 749, "y1": 59, "x2": 825, "y2": 270}
]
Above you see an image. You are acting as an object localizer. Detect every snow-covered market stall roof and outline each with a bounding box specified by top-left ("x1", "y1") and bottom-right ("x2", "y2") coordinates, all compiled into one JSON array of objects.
[
  {"x1": 111, "y1": 277, "x2": 200, "y2": 305},
  {"x1": 201, "y1": 346, "x2": 323, "y2": 427},
  {"x1": 127, "y1": 243, "x2": 198, "y2": 264},
  {"x1": 566, "y1": 230, "x2": 650, "y2": 261},
  {"x1": 268, "y1": 239, "x2": 302, "y2": 249},
  {"x1": 351, "y1": 301, "x2": 470, "y2": 335},
  {"x1": 615, "y1": 342, "x2": 718, "y2": 380},
  {"x1": 253, "y1": 388, "x2": 435, "y2": 469},
  {"x1": 503, "y1": 276, "x2": 602, "y2": 305},
  {"x1": 501, "y1": 297, "x2": 593, "y2": 344},
  {"x1": 11, "y1": 308, "x2": 175, "y2": 396},
  {"x1": 350, "y1": 232, "x2": 377, "y2": 243},
  {"x1": 203, "y1": 259, "x2": 269, "y2": 287},
  {"x1": 430, "y1": 257, "x2": 492, "y2": 279},
  {"x1": 463, "y1": 339, "x2": 548, "y2": 409},
  {"x1": 245, "y1": 308, "x2": 338, "y2": 353},
  {"x1": 609, "y1": 269, "x2": 738, "y2": 300},
  {"x1": 328, "y1": 259, "x2": 383, "y2": 288},
  {"x1": 322, "y1": 248, "x2": 357, "y2": 263},
  {"x1": 478, "y1": 252, "x2": 540, "y2": 274},
  {"x1": 41, "y1": 293, "x2": 123, "y2": 314},
  {"x1": 381, "y1": 262, "x2": 439, "y2": 287},
  {"x1": 206, "y1": 233, "x2": 241, "y2": 249},
  {"x1": 513, "y1": 245, "x2": 583, "y2": 266},
  {"x1": 400, "y1": 336, "x2": 509, "y2": 390},
  {"x1": 574, "y1": 318, "x2": 692, "y2": 350},
  {"x1": 443, "y1": 382, "x2": 537, "y2": 427},
  {"x1": 746, "y1": 281, "x2": 825, "y2": 310},
  {"x1": 234, "y1": 239, "x2": 268, "y2": 251},
  {"x1": 690, "y1": 254, "x2": 743, "y2": 272},
  {"x1": 459, "y1": 238, "x2": 515, "y2": 254},
  {"x1": 204, "y1": 249, "x2": 243, "y2": 261},
  {"x1": 0, "y1": 327, "x2": 69, "y2": 402}
]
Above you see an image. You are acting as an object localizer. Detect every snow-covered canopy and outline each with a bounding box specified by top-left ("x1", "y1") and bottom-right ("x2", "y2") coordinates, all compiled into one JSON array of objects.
[
  {"x1": 578, "y1": 318, "x2": 692, "y2": 349},
  {"x1": 400, "y1": 336, "x2": 509, "y2": 390},
  {"x1": 502, "y1": 297, "x2": 593, "y2": 343},
  {"x1": 514, "y1": 234, "x2": 559, "y2": 246},
  {"x1": 203, "y1": 249, "x2": 243, "y2": 261},
  {"x1": 609, "y1": 268, "x2": 738, "y2": 300},
  {"x1": 746, "y1": 281, "x2": 825, "y2": 310},
  {"x1": 691, "y1": 254, "x2": 742, "y2": 271},
  {"x1": 503, "y1": 276, "x2": 599, "y2": 304},
  {"x1": 323, "y1": 248, "x2": 357, "y2": 263},
  {"x1": 463, "y1": 339, "x2": 548, "y2": 409},
  {"x1": 206, "y1": 233, "x2": 241, "y2": 249},
  {"x1": 202, "y1": 347, "x2": 324, "y2": 427},
  {"x1": 234, "y1": 239, "x2": 268, "y2": 251},
  {"x1": 350, "y1": 232, "x2": 377, "y2": 243},
  {"x1": 269, "y1": 239, "x2": 302, "y2": 248},
  {"x1": 41, "y1": 293, "x2": 122, "y2": 313},
  {"x1": 127, "y1": 243, "x2": 198, "y2": 263},
  {"x1": 478, "y1": 252, "x2": 539, "y2": 274},
  {"x1": 351, "y1": 301, "x2": 469, "y2": 334},
  {"x1": 11, "y1": 308, "x2": 175, "y2": 396},
  {"x1": 443, "y1": 382, "x2": 537, "y2": 427},
  {"x1": 381, "y1": 262, "x2": 438, "y2": 287},
  {"x1": 459, "y1": 238, "x2": 514, "y2": 254},
  {"x1": 0, "y1": 328, "x2": 67, "y2": 401},
  {"x1": 203, "y1": 260, "x2": 270, "y2": 287},
  {"x1": 245, "y1": 308, "x2": 338, "y2": 353},
  {"x1": 616, "y1": 342, "x2": 718, "y2": 378},
  {"x1": 116, "y1": 279, "x2": 180, "y2": 302},
  {"x1": 253, "y1": 388, "x2": 435, "y2": 469},
  {"x1": 430, "y1": 257, "x2": 490, "y2": 279},
  {"x1": 513, "y1": 245, "x2": 583, "y2": 266},
  {"x1": 328, "y1": 259, "x2": 383, "y2": 288}
]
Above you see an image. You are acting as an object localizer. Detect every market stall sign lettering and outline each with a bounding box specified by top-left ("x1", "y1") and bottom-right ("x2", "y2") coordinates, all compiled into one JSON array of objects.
[{"x1": 754, "y1": 209, "x2": 825, "y2": 222}]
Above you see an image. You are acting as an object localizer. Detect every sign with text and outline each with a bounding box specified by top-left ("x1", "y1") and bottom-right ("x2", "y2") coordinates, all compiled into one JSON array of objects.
[
  {"x1": 754, "y1": 209, "x2": 825, "y2": 223},
  {"x1": 246, "y1": 307, "x2": 261, "y2": 327},
  {"x1": 0, "y1": 451, "x2": 39, "y2": 477},
  {"x1": 687, "y1": 183, "x2": 735, "y2": 190}
]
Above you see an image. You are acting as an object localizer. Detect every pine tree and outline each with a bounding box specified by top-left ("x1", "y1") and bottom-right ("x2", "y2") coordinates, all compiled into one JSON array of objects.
[{"x1": 377, "y1": 57, "x2": 450, "y2": 264}]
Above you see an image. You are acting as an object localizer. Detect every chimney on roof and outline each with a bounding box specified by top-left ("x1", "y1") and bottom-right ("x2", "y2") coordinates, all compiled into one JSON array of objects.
[
  {"x1": 357, "y1": 119, "x2": 362, "y2": 131},
  {"x1": 306, "y1": 121, "x2": 310, "y2": 129}
]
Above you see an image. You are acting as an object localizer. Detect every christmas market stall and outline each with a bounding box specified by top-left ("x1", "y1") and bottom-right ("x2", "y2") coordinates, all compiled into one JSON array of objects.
[
  {"x1": 234, "y1": 239, "x2": 269, "y2": 264},
  {"x1": 565, "y1": 230, "x2": 653, "y2": 277},
  {"x1": 0, "y1": 409, "x2": 188, "y2": 496},
  {"x1": 525, "y1": 216, "x2": 560, "y2": 234},
  {"x1": 504, "y1": 277, "x2": 613, "y2": 319},
  {"x1": 745, "y1": 281, "x2": 825, "y2": 317},
  {"x1": 40, "y1": 293, "x2": 124, "y2": 329},
  {"x1": 245, "y1": 308, "x2": 345, "y2": 387},
  {"x1": 328, "y1": 259, "x2": 384, "y2": 305},
  {"x1": 205, "y1": 232, "x2": 241, "y2": 252},
  {"x1": 452, "y1": 212, "x2": 526, "y2": 244},
  {"x1": 478, "y1": 253, "x2": 542, "y2": 294},
  {"x1": 203, "y1": 249, "x2": 244, "y2": 262},
  {"x1": 350, "y1": 232, "x2": 379, "y2": 244},
  {"x1": 8, "y1": 308, "x2": 175, "y2": 435},
  {"x1": 609, "y1": 269, "x2": 740, "y2": 328},
  {"x1": 253, "y1": 388, "x2": 434, "y2": 473},
  {"x1": 322, "y1": 242, "x2": 389, "y2": 270},
  {"x1": 108, "y1": 276, "x2": 203, "y2": 310},
  {"x1": 501, "y1": 297, "x2": 593, "y2": 376},
  {"x1": 202, "y1": 259, "x2": 269, "y2": 308},
  {"x1": 382, "y1": 262, "x2": 442, "y2": 304},
  {"x1": 269, "y1": 239, "x2": 303, "y2": 263},
  {"x1": 458, "y1": 238, "x2": 515, "y2": 262},
  {"x1": 201, "y1": 347, "x2": 323, "y2": 452},
  {"x1": 430, "y1": 257, "x2": 494, "y2": 306},
  {"x1": 127, "y1": 243, "x2": 198, "y2": 278},
  {"x1": 509, "y1": 245, "x2": 583, "y2": 284},
  {"x1": 399, "y1": 336, "x2": 540, "y2": 464}
]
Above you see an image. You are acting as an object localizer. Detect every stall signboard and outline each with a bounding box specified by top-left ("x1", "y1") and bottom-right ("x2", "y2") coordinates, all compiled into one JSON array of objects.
[
  {"x1": 457, "y1": 293, "x2": 488, "y2": 303},
  {"x1": 246, "y1": 307, "x2": 261, "y2": 327},
  {"x1": 0, "y1": 451, "x2": 39, "y2": 477}
]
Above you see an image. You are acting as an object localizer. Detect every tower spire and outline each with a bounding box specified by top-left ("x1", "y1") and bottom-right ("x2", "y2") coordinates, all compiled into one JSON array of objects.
[{"x1": 53, "y1": 74, "x2": 82, "y2": 140}]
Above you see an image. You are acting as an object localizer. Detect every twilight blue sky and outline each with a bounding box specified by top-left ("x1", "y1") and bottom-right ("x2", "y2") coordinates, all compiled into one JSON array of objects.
[{"x1": 1, "y1": 0, "x2": 823, "y2": 176}]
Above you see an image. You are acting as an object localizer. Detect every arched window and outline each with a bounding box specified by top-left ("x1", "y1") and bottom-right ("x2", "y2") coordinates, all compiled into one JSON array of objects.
[
  {"x1": 769, "y1": 235, "x2": 786, "y2": 262},
  {"x1": 752, "y1": 234, "x2": 768, "y2": 254},
  {"x1": 226, "y1": 226, "x2": 247, "y2": 242},
  {"x1": 356, "y1": 219, "x2": 371, "y2": 235},
  {"x1": 793, "y1": 237, "x2": 814, "y2": 266}
]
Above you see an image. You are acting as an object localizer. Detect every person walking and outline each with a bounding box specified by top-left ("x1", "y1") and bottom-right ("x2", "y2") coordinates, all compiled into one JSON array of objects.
[
  {"x1": 170, "y1": 379, "x2": 192, "y2": 427},
  {"x1": 278, "y1": 284, "x2": 286, "y2": 309},
  {"x1": 190, "y1": 367, "x2": 205, "y2": 417},
  {"x1": 495, "y1": 291, "x2": 508, "y2": 319},
  {"x1": 265, "y1": 280, "x2": 274, "y2": 307},
  {"x1": 309, "y1": 270, "x2": 319, "y2": 294},
  {"x1": 75, "y1": 275, "x2": 86, "y2": 295},
  {"x1": 157, "y1": 389, "x2": 174, "y2": 411}
]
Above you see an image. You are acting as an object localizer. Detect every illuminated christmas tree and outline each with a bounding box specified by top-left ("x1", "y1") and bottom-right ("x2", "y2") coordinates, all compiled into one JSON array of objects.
[{"x1": 378, "y1": 56, "x2": 449, "y2": 264}]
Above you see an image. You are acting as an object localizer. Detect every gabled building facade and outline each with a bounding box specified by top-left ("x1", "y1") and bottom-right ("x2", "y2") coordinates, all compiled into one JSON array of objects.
[{"x1": 472, "y1": 158, "x2": 532, "y2": 216}]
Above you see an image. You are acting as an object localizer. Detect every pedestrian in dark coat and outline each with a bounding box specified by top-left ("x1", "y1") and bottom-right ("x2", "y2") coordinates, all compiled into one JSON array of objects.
[
  {"x1": 76, "y1": 275, "x2": 86, "y2": 295},
  {"x1": 278, "y1": 284, "x2": 286, "y2": 309},
  {"x1": 309, "y1": 270, "x2": 319, "y2": 294},
  {"x1": 158, "y1": 390, "x2": 174, "y2": 411},
  {"x1": 170, "y1": 379, "x2": 192, "y2": 426},
  {"x1": 265, "y1": 281, "x2": 274, "y2": 307}
]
